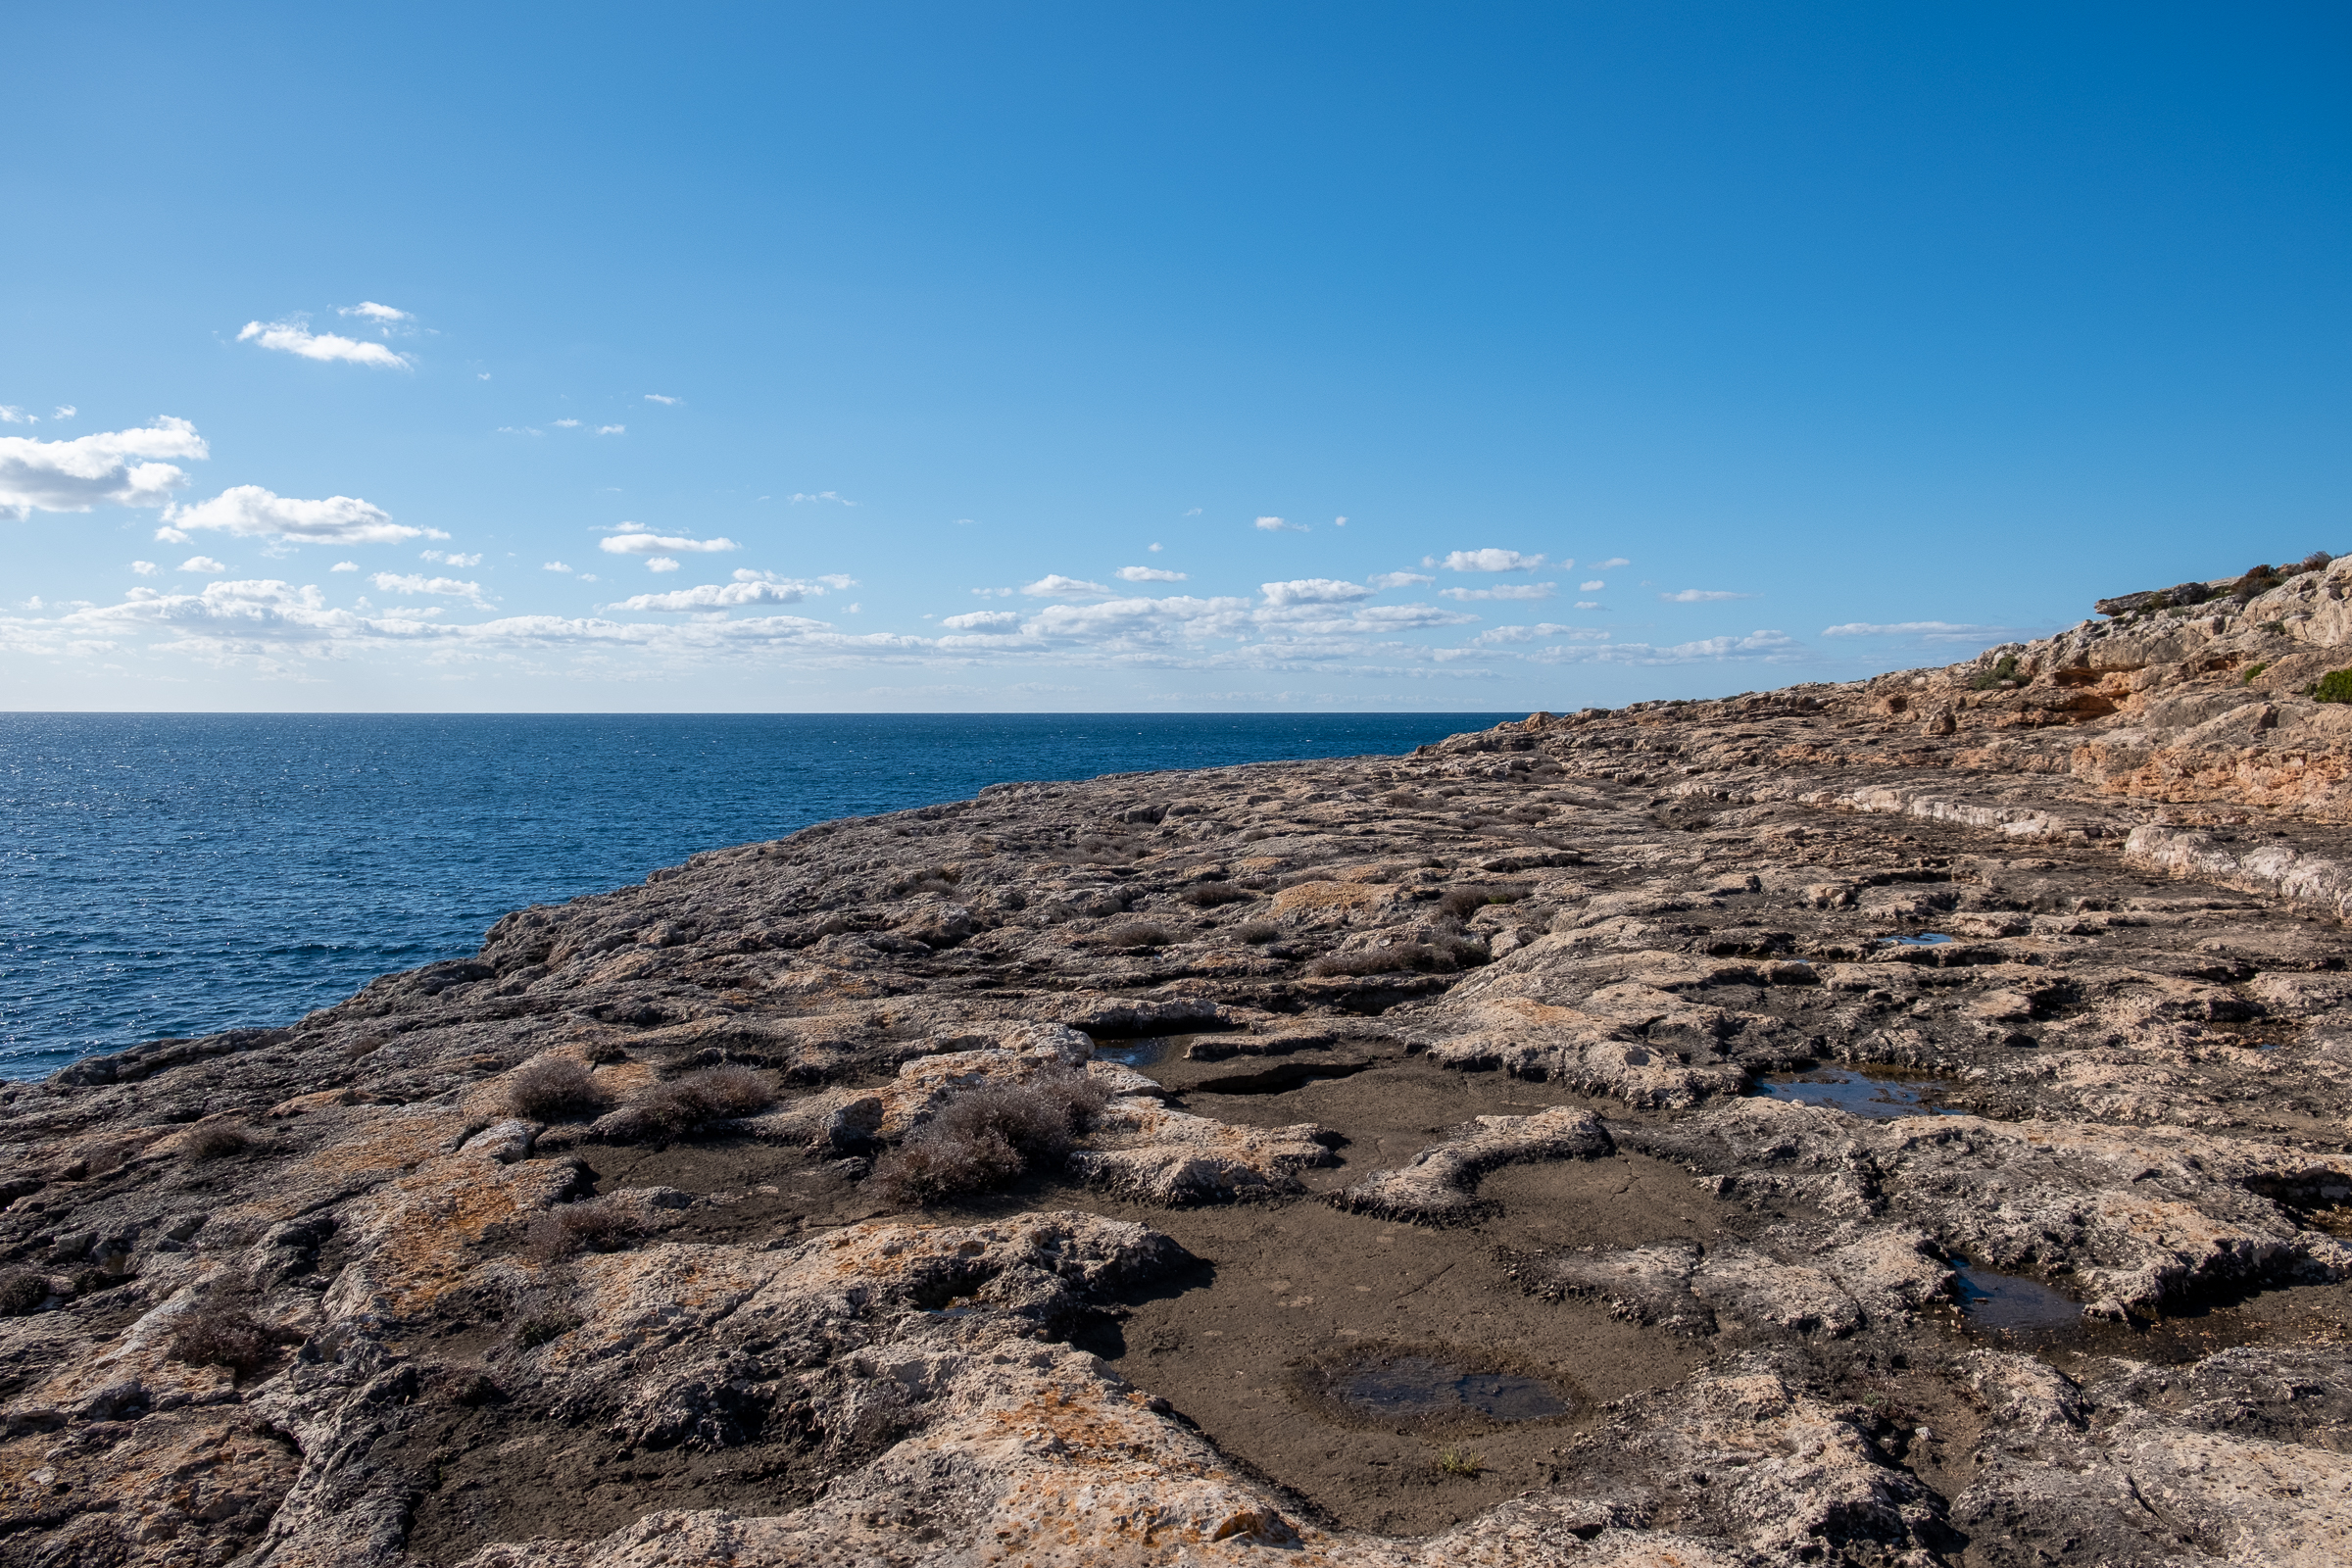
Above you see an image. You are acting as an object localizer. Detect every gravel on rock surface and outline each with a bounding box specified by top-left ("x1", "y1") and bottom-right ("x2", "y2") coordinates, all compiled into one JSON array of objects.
[{"x1": 9, "y1": 559, "x2": 2352, "y2": 1565}]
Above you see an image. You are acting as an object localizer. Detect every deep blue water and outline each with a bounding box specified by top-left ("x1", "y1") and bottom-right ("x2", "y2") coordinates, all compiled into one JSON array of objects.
[{"x1": 0, "y1": 712, "x2": 1511, "y2": 1081}]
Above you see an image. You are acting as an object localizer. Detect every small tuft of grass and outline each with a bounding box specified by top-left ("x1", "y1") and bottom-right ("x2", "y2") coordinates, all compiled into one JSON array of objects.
[
  {"x1": 1970, "y1": 653, "x2": 2023, "y2": 691},
  {"x1": 872, "y1": 1071, "x2": 1111, "y2": 1206},
  {"x1": 2241, "y1": 661, "x2": 2271, "y2": 684},
  {"x1": 184, "y1": 1122, "x2": 251, "y2": 1160},
  {"x1": 1102, "y1": 921, "x2": 1177, "y2": 949},
  {"x1": 168, "y1": 1284, "x2": 287, "y2": 1378},
  {"x1": 451, "y1": 1372, "x2": 506, "y2": 1407},
  {"x1": 507, "y1": 1056, "x2": 604, "y2": 1119},
  {"x1": 1434, "y1": 1446, "x2": 1485, "y2": 1478},
  {"x1": 521, "y1": 1198, "x2": 642, "y2": 1263},
  {"x1": 628, "y1": 1064, "x2": 776, "y2": 1135},
  {"x1": 1179, "y1": 881, "x2": 1255, "y2": 908},
  {"x1": 0, "y1": 1269, "x2": 48, "y2": 1316},
  {"x1": 1235, "y1": 920, "x2": 1281, "y2": 945},
  {"x1": 1305, "y1": 937, "x2": 1486, "y2": 977},
  {"x1": 513, "y1": 1311, "x2": 581, "y2": 1348},
  {"x1": 2314, "y1": 668, "x2": 2352, "y2": 704},
  {"x1": 1438, "y1": 882, "x2": 1530, "y2": 920}
]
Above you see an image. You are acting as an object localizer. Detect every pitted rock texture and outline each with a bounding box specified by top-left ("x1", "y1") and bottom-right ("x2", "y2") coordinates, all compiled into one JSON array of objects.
[{"x1": 7, "y1": 557, "x2": 2352, "y2": 1565}]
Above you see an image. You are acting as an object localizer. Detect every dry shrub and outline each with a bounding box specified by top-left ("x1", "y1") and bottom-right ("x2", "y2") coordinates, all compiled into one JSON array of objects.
[
  {"x1": 521, "y1": 1198, "x2": 641, "y2": 1262},
  {"x1": 1180, "y1": 882, "x2": 1255, "y2": 908},
  {"x1": 1305, "y1": 937, "x2": 1486, "y2": 977},
  {"x1": 630, "y1": 1064, "x2": 776, "y2": 1135},
  {"x1": 1438, "y1": 883, "x2": 1529, "y2": 920},
  {"x1": 168, "y1": 1285, "x2": 285, "y2": 1378},
  {"x1": 1236, "y1": 921, "x2": 1281, "y2": 944},
  {"x1": 873, "y1": 1071, "x2": 1111, "y2": 1206},
  {"x1": 0, "y1": 1270, "x2": 47, "y2": 1316},
  {"x1": 508, "y1": 1056, "x2": 604, "y2": 1119},
  {"x1": 183, "y1": 1123, "x2": 251, "y2": 1160},
  {"x1": 513, "y1": 1311, "x2": 580, "y2": 1348},
  {"x1": 1102, "y1": 922, "x2": 1176, "y2": 949}
]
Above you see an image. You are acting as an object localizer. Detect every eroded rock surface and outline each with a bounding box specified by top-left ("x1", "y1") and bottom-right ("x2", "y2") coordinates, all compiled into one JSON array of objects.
[{"x1": 8, "y1": 556, "x2": 2352, "y2": 1565}]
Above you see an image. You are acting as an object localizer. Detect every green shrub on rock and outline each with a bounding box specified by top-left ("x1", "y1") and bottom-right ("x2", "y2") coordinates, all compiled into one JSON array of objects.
[{"x1": 2312, "y1": 669, "x2": 2352, "y2": 704}]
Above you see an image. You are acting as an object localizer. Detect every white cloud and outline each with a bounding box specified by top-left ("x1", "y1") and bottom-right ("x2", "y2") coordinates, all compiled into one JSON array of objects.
[
  {"x1": 645, "y1": 393, "x2": 682, "y2": 406},
  {"x1": 1441, "y1": 582, "x2": 1556, "y2": 602},
  {"x1": 1254, "y1": 515, "x2": 1306, "y2": 532},
  {"x1": 181, "y1": 556, "x2": 226, "y2": 573},
  {"x1": 1117, "y1": 565, "x2": 1188, "y2": 582},
  {"x1": 789, "y1": 491, "x2": 855, "y2": 506},
  {"x1": 164, "y1": 484, "x2": 432, "y2": 545},
  {"x1": 599, "y1": 529, "x2": 740, "y2": 556},
  {"x1": 1821, "y1": 620, "x2": 2023, "y2": 643},
  {"x1": 421, "y1": 550, "x2": 482, "y2": 566},
  {"x1": 1367, "y1": 571, "x2": 1436, "y2": 591},
  {"x1": 371, "y1": 571, "x2": 492, "y2": 608},
  {"x1": 0, "y1": 408, "x2": 31, "y2": 423},
  {"x1": 1592, "y1": 558, "x2": 1630, "y2": 568},
  {"x1": 1580, "y1": 579, "x2": 1605, "y2": 591},
  {"x1": 1021, "y1": 574, "x2": 1115, "y2": 599},
  {"x1": 237, "y1": 318, "x2": 412, "y2": 368},
  {"x1": 971, "y1": 586, "x2": 1014, "y2": 598},
  {"x1": 646, "y1": 557, "x2": 680, "y2": 572},
  {"x1": 1147, "y1": 542, "x2": 1163, "y2": 552},
  {"x1": 1519, "y1": 629, "x2": 1799, "y2": 665},
  {"x1": 1468, "y1": 622, "x2": 1611, "y2": 645},
  {"x1": 1334, "y1": 515, "x2": 1348, "y2": 527},
  {"x1": 130, "y1": 560, "x2": 159, "y2": 576},
  {"x1": 330, "y1": 561, "x2": 359, "y2": 572},
  {"x1": 1428, "y1": 548, "x2": 1549, "y2": 572},
  {"x1": 338, "y1": 302, "x2": 413, "y2": 322},
  {"x1": 1660, "y1": 589, "x2": 1756, "y2": 602},
  {"x1": 1575, "y1": 601, "x2": 1600, "y2": 610},
  {"x1": 52, "y1": 406, "x2": 74, "y2": 420},
  {"x1": 1261, "y1": 578, "x2": 1372, "y2": 607},
  {"x1": 940, "y1": 610, "x2": 1020, "y2": 631},
  {"x1": 0, "y1": 416, "x2": 208, "y2": 518},
  {"x1": 597, "y1": 424, "x2": 625, "y2": 436},
  {"x1": 543, "y1": 561, "x2": 574, "y2": 573},
  {"x1": 554, "y1": 418, "x2": 580, "y2": 428},
  {"x1": 612, "y1": 574, "x2": 836, "y2": 611}
]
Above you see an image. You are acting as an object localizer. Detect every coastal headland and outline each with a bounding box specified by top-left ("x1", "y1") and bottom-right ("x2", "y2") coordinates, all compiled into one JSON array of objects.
[{"x1": 7, "y1": 556, "x2": 2352, "y2": 1567}]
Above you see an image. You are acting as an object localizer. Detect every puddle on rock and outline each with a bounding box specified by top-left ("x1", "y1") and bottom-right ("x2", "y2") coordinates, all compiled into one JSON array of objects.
[
  {"x1": 1093, "y1": 1037, "x2": 1175, "y2": 1068},
  {"x1": 1330, "y1": 1355, "x2": 1571, "y2": 1424},
  {"x1": 1955, "y1": 1265, "x2": 2081, "y2": 1331},
  {"x1": 1757, "y1": 1067, "x2": 1949, "y2": 1119},
  {"x1": 1885, "y1": 932, "x2": 1955, "y2": 946}
]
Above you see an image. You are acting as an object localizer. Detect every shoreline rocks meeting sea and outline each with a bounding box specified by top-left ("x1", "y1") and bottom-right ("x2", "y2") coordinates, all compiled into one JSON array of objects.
[{"x1": 9, "y1": 555, "x2": 2352, "y2": 1567}]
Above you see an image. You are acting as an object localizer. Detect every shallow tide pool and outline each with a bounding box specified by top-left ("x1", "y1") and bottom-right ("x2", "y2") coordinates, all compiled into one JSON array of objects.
[
  {"x1": 1756, "y1": 1067, "x2": 1952, "y2": 1119},
  {"x1": 1954, "y1": 1265, "x2": 2082, "y2": 1331}
]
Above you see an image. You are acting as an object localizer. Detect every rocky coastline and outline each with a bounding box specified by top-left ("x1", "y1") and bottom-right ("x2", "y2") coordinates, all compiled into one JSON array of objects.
[{"x1": 7, "y1": 556, "x2": 2352, "y2": 1567}]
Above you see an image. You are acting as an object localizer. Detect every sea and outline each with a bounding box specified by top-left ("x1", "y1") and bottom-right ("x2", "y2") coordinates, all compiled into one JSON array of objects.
[{"x1": 0, "y1": 711, "x2": 1512, "y2": 1081}]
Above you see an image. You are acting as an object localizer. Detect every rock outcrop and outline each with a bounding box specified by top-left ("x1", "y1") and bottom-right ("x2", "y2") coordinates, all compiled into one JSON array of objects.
[{"x1": 7, "y1": 555, "x2": 2352, "y2": 1565}]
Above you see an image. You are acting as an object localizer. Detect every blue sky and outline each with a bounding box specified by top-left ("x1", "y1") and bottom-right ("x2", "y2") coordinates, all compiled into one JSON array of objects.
[{"x1": 3, "y1": 2, "x2": 2345, "y2": 711}]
